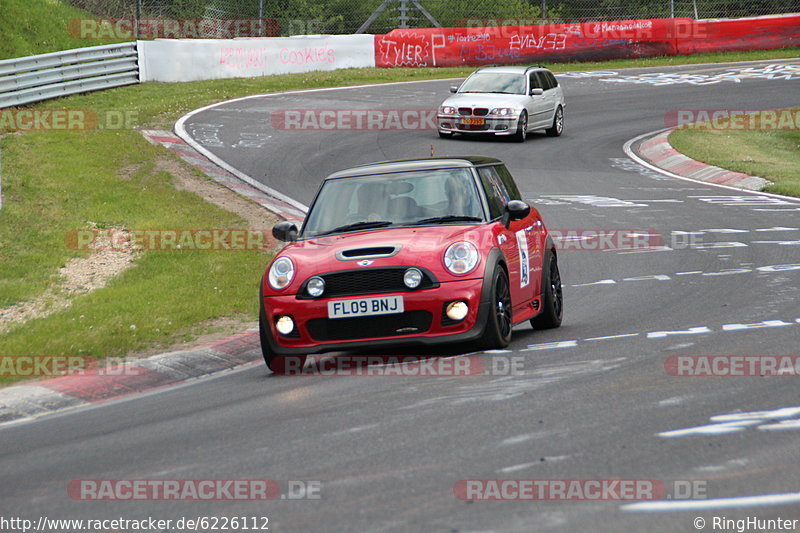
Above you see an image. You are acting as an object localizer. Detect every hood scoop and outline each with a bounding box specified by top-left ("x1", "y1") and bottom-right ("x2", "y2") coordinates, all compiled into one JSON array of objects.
[{"x1": 336, "y1": 245, "x2": 401, "y2": 261}]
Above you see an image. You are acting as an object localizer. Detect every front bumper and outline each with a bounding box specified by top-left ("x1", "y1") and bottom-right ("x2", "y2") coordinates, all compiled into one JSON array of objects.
[
  {"x1": 437, "y1": 113, "x2": 519, "y2": 135},
  {"x1": 261, "y1": 278, "x2": 489, "y2": 355}
]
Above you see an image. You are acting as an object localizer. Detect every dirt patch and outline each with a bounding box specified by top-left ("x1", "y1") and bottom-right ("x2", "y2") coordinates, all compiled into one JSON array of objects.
[
  {"x1": 0, "y1": 152, "x2": 278, "y2": 340},
  {"x1": 0, "y1": 233, "x2": 138, "y2": 335},
  {"x1": 60, "y1": 248, "x2": 137, "y2": 294},
  {"x1": 117, "y1": 163, "x2": 141, "y2": 180},
  {"x1": 0, "y1": 295, "x2": 72, "y2": 335}
]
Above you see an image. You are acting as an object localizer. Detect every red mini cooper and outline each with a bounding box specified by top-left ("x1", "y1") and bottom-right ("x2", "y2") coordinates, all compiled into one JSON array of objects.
[{"x1": 259, "y1": 157, "x2": 562, "y2": 372}]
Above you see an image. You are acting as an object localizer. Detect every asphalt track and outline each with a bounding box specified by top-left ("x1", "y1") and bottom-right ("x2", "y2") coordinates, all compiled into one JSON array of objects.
[{"x1": 2, "y1": 60, "x2": 800, "y2": 533}]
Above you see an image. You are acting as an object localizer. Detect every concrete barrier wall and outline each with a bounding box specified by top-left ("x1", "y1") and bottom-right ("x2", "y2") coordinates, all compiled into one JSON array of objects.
[
  {"x1": 676, "y1": 14, "x2": 800, "y2": 55},
  {"x1": 135, "y1": 15, "x2": 799, "y2": 82},
  {"x1": 374, "y1": 15, "x2": 800, "y2": 68},
  {"x1": 375, "y1": 19, "x2": 682, "y2": 67},
  {"x1": 138, "y1": 35, "x2": 375, "y2": 82}
]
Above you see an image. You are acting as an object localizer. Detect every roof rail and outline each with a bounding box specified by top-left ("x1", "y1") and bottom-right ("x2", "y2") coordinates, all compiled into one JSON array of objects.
[
  {"x1": 524, "y1": 64, "x2": 548, "y2": 73},
  {"x1": 475, "y1": 64, "x2": 548, "y2": 72}
]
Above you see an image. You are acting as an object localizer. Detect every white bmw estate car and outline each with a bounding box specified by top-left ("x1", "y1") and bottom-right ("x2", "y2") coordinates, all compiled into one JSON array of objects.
[{"x1": 437, "y1": 65, "x2": 565, "y2": 142}]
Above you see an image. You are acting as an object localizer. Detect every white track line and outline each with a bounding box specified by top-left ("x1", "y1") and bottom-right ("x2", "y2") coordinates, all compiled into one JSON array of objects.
[{"x1": 621, "y1": 491, "x2": 800, "y2": 512}]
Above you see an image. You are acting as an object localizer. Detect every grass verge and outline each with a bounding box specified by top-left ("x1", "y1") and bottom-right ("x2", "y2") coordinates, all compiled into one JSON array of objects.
[
  {"x1": 669, "y1": 109, "x2": 800, "y2": 197},
  {"x1": 0, "y1": 129, "x2": 272, "y2": 385},
  {"x1": 0, "y1": 46, "x2": 798, "y2": 385},
  {"x1": 0, "y1": 0, "x2": 127, "y2": 59}
]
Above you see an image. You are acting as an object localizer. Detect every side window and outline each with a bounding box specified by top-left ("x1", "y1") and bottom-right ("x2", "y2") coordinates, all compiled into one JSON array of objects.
[
  {"x1": 478, "y1": 167, "x2": 510, "y2": 219},
  {"x1": 538, "y1": 71, "x2": 553, "y2": 91},
  {"x1": 494, "y1": 165, "x2": 522, "y2": 200},
  {"x1": 546, "y1": 71, "x2": 558, "y2": 89},
  {"x1": 529, "y1": 72, "x2": 542, "y2": 91}
]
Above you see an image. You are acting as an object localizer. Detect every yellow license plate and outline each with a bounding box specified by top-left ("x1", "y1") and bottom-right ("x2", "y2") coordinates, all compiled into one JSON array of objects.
[{"x1": 461, "y1": 118, "x2": 485, "y2": 125}]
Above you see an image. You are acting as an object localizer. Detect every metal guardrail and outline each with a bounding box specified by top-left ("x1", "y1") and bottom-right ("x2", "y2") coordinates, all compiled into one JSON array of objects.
[{"x1": 0, "y1": 43, "x2": 139, "y2": 109}]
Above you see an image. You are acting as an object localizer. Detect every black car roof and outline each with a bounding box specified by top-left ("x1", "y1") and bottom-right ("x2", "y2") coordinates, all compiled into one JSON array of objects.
[{"x1": 325, "y1": 156, "x2": 502, "y2": 179}]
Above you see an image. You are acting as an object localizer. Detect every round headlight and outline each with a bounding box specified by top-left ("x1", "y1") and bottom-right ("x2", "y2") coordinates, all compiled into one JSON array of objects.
[
  {"x1": 268, "y1": 257, "x2": 295, "y2": 290},
  {"x1": 307, "y1": 276, "x2": 325, "y2": 297},
  {"x1": 403, "y1": 268, "x2": 423, "y2": 289},
  {"x1": 444, "y1": 242, "x2": 479, "y2": 275}
]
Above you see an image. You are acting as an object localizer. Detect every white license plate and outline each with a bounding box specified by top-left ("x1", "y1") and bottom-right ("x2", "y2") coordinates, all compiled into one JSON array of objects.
[{"x1": 328, "y1": 296, "x2": 404, "y2": 319}]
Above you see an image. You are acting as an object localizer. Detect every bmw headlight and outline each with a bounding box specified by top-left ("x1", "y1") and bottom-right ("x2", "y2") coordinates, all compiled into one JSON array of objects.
[
  {"x1": 444, "y1": 242, "x2": 479, "y2": 275},
  {"x1": 489, "y1": 108, "x2": 514, "y2": 116},
  {"x1": 268, "y1": 256, "x2": 295, "y2": 290},
  {"x1": 440, "y1": 106, "x2": 457, "y2": 115}
]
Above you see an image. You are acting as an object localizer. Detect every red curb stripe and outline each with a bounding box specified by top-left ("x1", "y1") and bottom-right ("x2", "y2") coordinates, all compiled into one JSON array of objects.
[
  {"x1": 636, "y1": 128, "x2": 766, "y2": 189},
  {"x1": 39, "y1": 366, "x2": 177, "y2": 403}
]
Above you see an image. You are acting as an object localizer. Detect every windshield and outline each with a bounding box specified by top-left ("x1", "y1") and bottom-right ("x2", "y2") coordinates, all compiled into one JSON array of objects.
[
  {"x1": 302, "y1": 168, "x2": 485, "y2": 238},
  {"x1": 458, "y1": 72, "x2": 526, "y2": 95}
]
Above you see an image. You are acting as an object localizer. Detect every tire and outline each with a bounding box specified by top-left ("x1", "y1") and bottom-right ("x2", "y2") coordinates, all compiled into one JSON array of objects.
[
  {"x1": 260, "y1": 307, "x2": 307, "y2": 374},
  {"x1": 513, "y1": 111, "x2": 528, "y2": 143},
  {"x1": 530, "y1": 252, "x2": 563, "y2": 329},
  {"x1": 438, "y1": 131, "x2": 454, "y2": 138},
  {"x1": 480, "y1": 267, "x2": 513, "y2": 349},
  {"x1": 545, "y1": 106, "x2": 563, "y2": 137}
]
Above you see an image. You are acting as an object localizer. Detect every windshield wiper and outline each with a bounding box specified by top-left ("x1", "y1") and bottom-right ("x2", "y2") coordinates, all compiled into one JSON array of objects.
[
  {"x1": 410, "y1": 215, "x2": 483, "y2": 225},
  {"x1": 317, "y1": 220, "x2": 394, "y2": 236}
]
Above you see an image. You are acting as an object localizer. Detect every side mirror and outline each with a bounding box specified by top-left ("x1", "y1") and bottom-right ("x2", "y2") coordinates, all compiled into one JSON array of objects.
[
  {"x1": 530, "y1": 88, "x2": 544, "y2": 96},
  {"x1": 272, "y1": 221, "x2": 298, "y2": 242},
  {"x1": 506, "y1": 200, "x2": 531, "y2": 221},
  {"x1": 450, "y1": 85, "x2": 459, "y2": 93}
]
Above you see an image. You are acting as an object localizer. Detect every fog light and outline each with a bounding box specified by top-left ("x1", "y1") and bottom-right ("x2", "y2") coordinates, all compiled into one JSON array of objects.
[
  {"x1": 307, "y1": 276, "x2": 325, "y2": 297},
  {"x1": 446, "y1": 301, "x2": 469, "y2": 321},
  {"x1": 403, "y1": 268, "x2": 423, "y2": 289},
  {"x1": 276, "y1": 315, "x2": 295, "y2": 335}
]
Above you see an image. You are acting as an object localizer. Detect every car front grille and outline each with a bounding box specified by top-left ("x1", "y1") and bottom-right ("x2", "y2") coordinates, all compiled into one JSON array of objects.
[
  {"x1": 458, "y1": 107, "x2": 489, "y2": 116},
  {"x1": 297, "y1": 268, "x2": 438, "y2": 299},
  {"x1": 306, "y1": 311, "x2": 432, "y2": 341}
]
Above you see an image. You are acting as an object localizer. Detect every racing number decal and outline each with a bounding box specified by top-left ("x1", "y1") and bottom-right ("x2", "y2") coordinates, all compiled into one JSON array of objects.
[{"x1": 516, "y1": 230, "x2": 530, "y2": 288}]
